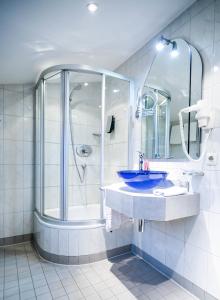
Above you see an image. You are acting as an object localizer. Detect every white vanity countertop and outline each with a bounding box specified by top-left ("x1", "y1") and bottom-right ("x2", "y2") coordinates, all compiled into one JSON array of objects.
[{"x1": 103, "y1": 183, "x2": 200, "y2": 221}]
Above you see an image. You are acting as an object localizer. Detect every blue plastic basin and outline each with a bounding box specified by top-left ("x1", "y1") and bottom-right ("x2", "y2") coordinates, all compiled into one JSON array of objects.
[{"x1": 117, "y1": 170, "x2": 168, "y2": 190}]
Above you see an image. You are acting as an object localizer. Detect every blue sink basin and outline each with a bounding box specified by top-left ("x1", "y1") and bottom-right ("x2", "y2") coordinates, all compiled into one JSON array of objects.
[{"x1": 117, "y1": 170, "x2": 168, "y2": 190}]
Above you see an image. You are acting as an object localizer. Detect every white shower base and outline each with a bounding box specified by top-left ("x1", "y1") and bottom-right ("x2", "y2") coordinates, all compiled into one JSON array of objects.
[
  {"x1": 34, "y1": 210, "x2": 132, "y2": 264},
  {"x1": 45, "y1": 204, "x2": 101, "y2": 220}
]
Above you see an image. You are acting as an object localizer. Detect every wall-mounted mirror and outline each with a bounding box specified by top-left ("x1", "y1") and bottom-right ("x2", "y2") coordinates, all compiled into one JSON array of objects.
[{"x1": 138, "y1": 38, "x2": 202, "y2": 159}]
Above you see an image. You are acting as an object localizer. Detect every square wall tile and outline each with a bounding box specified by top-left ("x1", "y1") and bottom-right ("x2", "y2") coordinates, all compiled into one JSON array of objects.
[
  {"x1": 23, "y1": 85, "x2": 34, "y2": 118},
  {"x1": 23, "y1": 212, "x2": 33, "y2": 234},
  {"x1": 184, "y1": 212, "x2": 210, "y2": 251},
  {"x1": 24, "y1": 165, "x2": 34, "y2": 188},
  {"x1": 4, "y1": 85, "x2": 23, "y2": 117},
  {"x1": 0, "y1": 88, "x2": 3, "y2": 113},
  {"x1": 165, "y1": 219, "x2": 184, "y2": 241},
  {"x1": 0, "y1": 115, "x2": 3, "y2": 140},
  {"x1": 4, "y1": 189, "x2": 23, "y2": 213},
  {"x1": 4, "y1": 115, "x2": 23, "y2": 141},
  {"x1": 0, "y1": 190, "x2": 3, "y2": 214},
  {"x1": 23, "y1": 117, "x2": 34, "y2": 141},
  {"x1": 0, "y1": 139, "x2": 3, "y2": 164},
  {"x1": 4, "y1": 165, "x2": 23, "y2": 189},
  {"x1": 214, "y1": 0, "x2": 220, "y2": 43},
  {"x1": 23, "y1": 188, "x2": 34, "y2": 212},
  {"x1": 184, "y1": 243, "x2": 208, "y2": 290},
  {"x1": 4, "y1": 212, "x2": 24, "y2": 237},
  {"x1": 207, "y1": 253, "x2": 220, "y2": 299},
  {"x1": 4, "y1": 140, "x2": 23, "y2": 164},
  {"x1": 208, "y1": 211, "x2": 220, "y2": 257},
  {"x1": 0, "y1": 214, "x2": 3, "y2": 238},
  {"x1": 0, "y1": 166, "x2": 3, "y2": 190},
  {"x1": 165, "y1": 235, "x2": 185, "y2": 276},
  {"x1": 150, "y1": 228, "x2": 166, "y2": 264},
  {"x1": 190, "y1": 5, "x2": 214, "y2": 51},
  {"x1": 24, "y1": 141, "x2": 34, "y2": 165}
]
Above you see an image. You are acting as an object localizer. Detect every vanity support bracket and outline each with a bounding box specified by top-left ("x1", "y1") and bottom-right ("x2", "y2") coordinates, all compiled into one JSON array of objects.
[{"x1": 138, "y1": 219, "x2": 145, "y2": 232}]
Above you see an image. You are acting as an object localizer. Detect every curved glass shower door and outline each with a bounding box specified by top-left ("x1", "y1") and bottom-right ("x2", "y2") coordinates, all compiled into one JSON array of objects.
[
  {"x1": 68, "y1": 72, "x2": 102, "y2": 221},
  {"x1": 35, "y1": 65, "x2": 133, "y2": 224}
]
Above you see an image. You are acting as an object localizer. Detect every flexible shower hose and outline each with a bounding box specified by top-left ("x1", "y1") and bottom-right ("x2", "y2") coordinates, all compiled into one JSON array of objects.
[{"x1": 69, "y1": 108, "x2": 86, "y2": 183}]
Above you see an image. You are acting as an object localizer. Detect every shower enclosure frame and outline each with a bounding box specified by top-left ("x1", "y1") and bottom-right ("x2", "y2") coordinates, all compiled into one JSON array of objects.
[{"x1": 35, "y1": 64, "x2": 134, "y2": 226}]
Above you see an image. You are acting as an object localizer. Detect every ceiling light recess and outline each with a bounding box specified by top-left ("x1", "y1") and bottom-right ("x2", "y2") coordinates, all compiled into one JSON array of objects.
[{"x1": 87, "y1": 3, "x2": 98, "y2": 13}]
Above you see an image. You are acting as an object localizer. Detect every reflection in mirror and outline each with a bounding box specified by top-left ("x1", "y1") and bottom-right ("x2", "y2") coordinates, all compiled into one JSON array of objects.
[{"x1": 139, "y1": 38, "x2": 202, "y2": 160}]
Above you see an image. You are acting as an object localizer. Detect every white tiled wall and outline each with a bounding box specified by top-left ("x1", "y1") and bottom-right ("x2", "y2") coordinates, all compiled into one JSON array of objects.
[
  {"x1": 0, "y1": 84, "x2": 34, "y2": 239},
  {"x1": 104, "y1": 77, "x2": 130, "y2": 185},
  {"x1": 116, "y1": 0, "x2": 220, "y2": 298}
]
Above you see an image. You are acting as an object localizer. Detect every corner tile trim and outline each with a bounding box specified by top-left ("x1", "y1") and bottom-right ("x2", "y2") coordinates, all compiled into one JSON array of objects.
[
  {"x1": 131, "y1": 245, "x2": 217, "y2": 300},
  {"x1": 33, "y1": 239, "x2": 131, "y2": 265},
  {"x1": 0, "y1": 234, "x2": 33, "y2": 246}
]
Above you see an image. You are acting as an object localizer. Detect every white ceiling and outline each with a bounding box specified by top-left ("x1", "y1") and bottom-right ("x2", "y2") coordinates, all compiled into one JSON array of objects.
[{"x1": 0, "y1": 0, "x2": 195, "y2": 84}]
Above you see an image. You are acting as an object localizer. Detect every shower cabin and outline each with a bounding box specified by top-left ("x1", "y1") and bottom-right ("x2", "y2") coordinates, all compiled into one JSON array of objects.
[
  {"x1": 34, "y1": 65, "x2": 133, "y2": 263},
  {"x1": 141, "y1": 86, "x2": 170, "y2": 159}
]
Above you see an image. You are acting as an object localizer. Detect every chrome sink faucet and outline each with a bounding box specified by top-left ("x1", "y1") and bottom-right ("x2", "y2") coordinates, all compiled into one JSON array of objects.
[{"x1": 138, "y1": 151, "x2": 145, "y2": 171}]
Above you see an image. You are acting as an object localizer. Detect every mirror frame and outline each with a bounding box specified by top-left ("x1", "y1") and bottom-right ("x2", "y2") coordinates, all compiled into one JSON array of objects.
[{"x1": 136, "y1": 38, "x2": 203, "y2": 161}]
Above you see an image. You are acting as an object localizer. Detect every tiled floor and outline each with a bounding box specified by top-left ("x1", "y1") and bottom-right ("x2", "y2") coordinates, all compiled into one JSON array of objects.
[{"x1": 0, "y1": 243, "x2": 197, "y2": 300}]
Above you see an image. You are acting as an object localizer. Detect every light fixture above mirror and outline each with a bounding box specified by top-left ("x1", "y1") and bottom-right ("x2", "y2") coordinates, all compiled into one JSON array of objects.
[{"x1": 156, "y1": 36, "x2": 179, "y2": 58}]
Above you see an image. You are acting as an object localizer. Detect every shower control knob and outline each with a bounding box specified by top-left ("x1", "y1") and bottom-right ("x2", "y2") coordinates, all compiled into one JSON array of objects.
[{"x1": 76, "y1": 144, "x2": 92, "y2": 157}]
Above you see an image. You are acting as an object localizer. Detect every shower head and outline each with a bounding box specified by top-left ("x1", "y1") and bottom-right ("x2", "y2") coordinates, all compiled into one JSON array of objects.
[
  {"x1": 73, "y1": 83, "x2": 82, "y2": 91},
  {"x1": 69, "y1": 83, "x2": 82, "y2": 102}
]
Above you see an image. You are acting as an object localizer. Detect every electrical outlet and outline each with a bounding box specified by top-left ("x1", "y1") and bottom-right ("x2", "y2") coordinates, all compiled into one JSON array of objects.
[{"x1": 206, "y1": 152, "x2": 218, "y2": 166}]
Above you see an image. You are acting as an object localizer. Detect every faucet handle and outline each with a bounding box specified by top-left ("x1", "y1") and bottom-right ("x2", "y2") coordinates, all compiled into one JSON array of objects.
[{"x1": 137, "y1": 151, "x2": 145, "y2": 158}]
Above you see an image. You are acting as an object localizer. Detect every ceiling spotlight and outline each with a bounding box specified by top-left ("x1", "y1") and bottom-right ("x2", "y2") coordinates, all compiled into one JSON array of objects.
[
  {"x1": 87, "y1": 3, "x2": 98, "y2": 13},
  {"x1": 170, "y1": 42, "x2": 179, "y2": 58},
  {"x1": 84, "y1": 82, "x2": 88, "y2": 86},
  {"x1": 113, "y1": 89, "x2": 120, "y2": 93}
]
